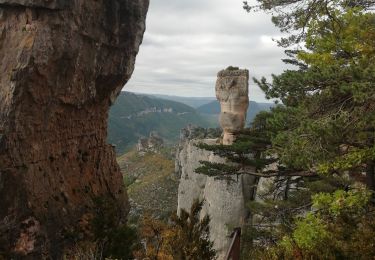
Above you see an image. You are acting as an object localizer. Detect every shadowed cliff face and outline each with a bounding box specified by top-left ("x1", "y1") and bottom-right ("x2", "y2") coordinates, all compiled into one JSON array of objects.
[{"x1": 0, "y1": 0, "x2": 149, "y2": 257}]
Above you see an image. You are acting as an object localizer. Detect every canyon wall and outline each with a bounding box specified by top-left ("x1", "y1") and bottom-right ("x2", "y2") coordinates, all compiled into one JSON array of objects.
[{"x1": 0, "y1": 0, "x2": 148, "y2": 258}]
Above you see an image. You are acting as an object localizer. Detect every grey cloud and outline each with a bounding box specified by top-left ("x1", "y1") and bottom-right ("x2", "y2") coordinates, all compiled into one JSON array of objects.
[{"x1": 125, "y1": 0, "x2": 288, "y2": 102}]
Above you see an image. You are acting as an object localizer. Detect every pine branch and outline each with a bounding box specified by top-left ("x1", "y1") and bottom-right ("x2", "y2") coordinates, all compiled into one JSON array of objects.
[{"x1": 195, "y1": 161, "x2": 317, "y2": 179}]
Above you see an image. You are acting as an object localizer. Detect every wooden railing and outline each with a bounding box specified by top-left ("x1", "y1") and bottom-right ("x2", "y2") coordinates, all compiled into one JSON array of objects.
[{"x1": 225, "y1": 227, "x2": 241, "y2": 260}]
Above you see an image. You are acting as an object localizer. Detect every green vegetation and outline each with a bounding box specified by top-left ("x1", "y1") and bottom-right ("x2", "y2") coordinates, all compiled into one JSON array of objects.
[
  {"x1": 90, "y1": 197, "x2": 137, "y2": 260},
  {"x1": 68, "y1": 146, "x2": 214, "y2": 259},
  {"x1": 117, "y1": 148, "x2": 178, "y2": 221},
  {"x1": 244, "y1": 188, "x2": 375, "y2": 259},
  {"x1": 226, "y1": 66, "x2": 239, "y2": 70},
  {"x1": 137, "y1": 93, "x2": 216, "y2": 108},
  {"x1": 104, "y1": 0, "x2": 375, "y2": 258},
  {"x1": 108, "y1": 92, "x2": 271, "y2": 154},
  {"x1": 198, "y1": 0, "x2": 375, "y2": 258},
  {"x1": 253, "y1": 7, "x2": 375, "y2": 188},
  {"x1": 134, "y1": 200, "x2": 216, "y2": 260},
  {"x1": 115, "y1": 148, "x2": 216, "y2": 259},
  {"x1": 66, "y1": 196, "x2": 138, "y2": 260},
  {"x1": 108, "y1": 92, "x2": 216, "y2": 154}
]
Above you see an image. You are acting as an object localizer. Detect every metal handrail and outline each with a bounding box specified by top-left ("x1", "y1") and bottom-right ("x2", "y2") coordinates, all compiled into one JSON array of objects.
[{"x1": 225, "y1": 227, "x2": 241, "y2": 260}]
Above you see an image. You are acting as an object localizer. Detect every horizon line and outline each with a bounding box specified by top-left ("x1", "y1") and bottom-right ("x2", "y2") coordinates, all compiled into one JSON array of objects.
[{"x1": 122, "y1": 90, "x2": 275, "y2": 104}]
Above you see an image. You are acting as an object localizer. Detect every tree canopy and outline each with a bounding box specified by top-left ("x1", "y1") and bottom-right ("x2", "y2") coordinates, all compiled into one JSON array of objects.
[{"x1": 197, "y1": 1, "x2": 375, "y2": 258}]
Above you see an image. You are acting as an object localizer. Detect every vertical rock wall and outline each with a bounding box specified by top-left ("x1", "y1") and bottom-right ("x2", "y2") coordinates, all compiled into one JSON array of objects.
[
  {"x1": 177, "y1": 68, "x2": 256, "y2": 259},
  {"x1": 176, "y1": 138, "x2": 256, "y2": 259},
  {"x1": 0, "y1": 0, "x2": 149, "y2": 258}
]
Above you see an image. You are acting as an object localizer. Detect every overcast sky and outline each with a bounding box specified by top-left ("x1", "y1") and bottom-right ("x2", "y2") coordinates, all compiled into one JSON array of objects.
[{"x1": 125, "y1": 0, "x2": 288, "y2": 102}]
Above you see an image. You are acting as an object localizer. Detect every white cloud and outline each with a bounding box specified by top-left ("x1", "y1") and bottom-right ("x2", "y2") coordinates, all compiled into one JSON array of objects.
[{"x1": 125, "y1": 0, "x2": 288, "y2": 102}]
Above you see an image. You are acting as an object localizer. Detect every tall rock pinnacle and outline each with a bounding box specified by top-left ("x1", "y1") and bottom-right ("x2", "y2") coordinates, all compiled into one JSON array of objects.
[
  {"x1": 0, "y1": 0, "x2": 149, "y2": 257},
  {"x1": 216, "y1": 67, "x2": 249, "y2": 145}
]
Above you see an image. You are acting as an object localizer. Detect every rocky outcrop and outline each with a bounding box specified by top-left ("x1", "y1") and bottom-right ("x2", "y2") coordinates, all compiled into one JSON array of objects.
[
  {"x1": 175, "y1": 125, "x2": 221, "y2": 178},
  {"x1": 137, "y1": 132, "x2": 164, "y2": 155},
  {"x1": 177, "y1": 69, "x2": 256, "y2": 259},
  {"x1": 0, "y1": 0, "x2": 148, "y2": 258},
  {"x1": 216, "y1": 67, "x2": 249, "y2": 145},
  {"x1": 176, "y1": 137, "x2": 256, "y2": 259}
]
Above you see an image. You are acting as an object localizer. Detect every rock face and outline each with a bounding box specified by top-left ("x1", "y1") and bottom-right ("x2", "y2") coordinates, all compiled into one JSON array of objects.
[
  {"x1": 176, "y1": 138, "x2": 256, "y2": 259},
  {"x1": 0, "y1": 0, "x2": 148, "y2": 258},
  {"x1": 216, "y1": 68, "x2": 249, "y2": 145},
  {"x1": 174, "y1": 125, "x2": 221, "y2": 178},
  {"x1": 177, "y1": 69, "x2": 256, "y2": 259},
  {"x1": 137, "y1": 132, "x2": 164, "y2": 155}
]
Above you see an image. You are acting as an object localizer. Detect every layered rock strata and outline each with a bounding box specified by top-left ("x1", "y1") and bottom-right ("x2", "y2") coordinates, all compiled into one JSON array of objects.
[
  {"x1": 0, "y1": 0, "x2": 148, "y2": 258},
  {"x1": 216, "y1": 68, "x2": 249, "y2": 145},
  {"x1": 177, "y1": 69, "x2": 256, "y2": 259}
]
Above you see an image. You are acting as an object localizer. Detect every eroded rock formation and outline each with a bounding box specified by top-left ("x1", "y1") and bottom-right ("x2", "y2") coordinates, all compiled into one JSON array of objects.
[
  {"x1": 0, "y1": 0, "x2": 148, "y2": 257},
  {"x1": 216, "y1": 67, "x2": 249, "y2": 145},
  {"x1": 137, "y1": 132, "x2": 164, "y2": 155},
  {"x1": 177, "y1": 69, "x2": 256, "y2": 259}
]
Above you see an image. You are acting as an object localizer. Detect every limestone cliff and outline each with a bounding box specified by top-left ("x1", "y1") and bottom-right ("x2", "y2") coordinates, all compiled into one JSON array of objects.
[
  {"x1": 176, "y1": 136, "x2": 256, "y2": 259},
  {"x1": 216, "y1": 68, "x2": 249, "y2": 145},
  {"x1": 177, "y1": 68, "x2": 256, "y2": 259},
  {"x1": 0, "y1": 0, "x2": 148, "y2": 258}
]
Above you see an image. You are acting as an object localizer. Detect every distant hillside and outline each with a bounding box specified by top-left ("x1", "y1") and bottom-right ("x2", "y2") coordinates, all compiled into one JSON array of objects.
[
  {"x1": 132, "y1": 92, "x2": 216, "y2": 108},
  {"x1": 197, "y1": 100, "x2": 274, "y2": 124},
  {"x1": 108, "y1": 92, "x2": 215, "y2": 154}
]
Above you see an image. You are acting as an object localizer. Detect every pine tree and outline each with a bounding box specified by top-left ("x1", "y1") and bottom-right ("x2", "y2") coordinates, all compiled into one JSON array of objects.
[
  {"x1": 169, "y1": 200, "x2": 216, "y2": 260},
  {"x1": 197, "y1": 2, "x2": 375, "y2": 258},
  {"x1": 135, "y1": 200, "x2": 216, "y2": 260}
]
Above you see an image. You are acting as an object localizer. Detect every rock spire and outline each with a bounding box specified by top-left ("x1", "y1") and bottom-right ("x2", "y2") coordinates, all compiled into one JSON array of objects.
[{"x1": 215, "y1": 67, "x2": 249, "y2": 145}]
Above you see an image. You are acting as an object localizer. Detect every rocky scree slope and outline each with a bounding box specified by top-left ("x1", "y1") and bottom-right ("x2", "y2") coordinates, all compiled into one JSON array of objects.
[{"x1": 0, "y1": 0, "x2": 148, "y2": 258}]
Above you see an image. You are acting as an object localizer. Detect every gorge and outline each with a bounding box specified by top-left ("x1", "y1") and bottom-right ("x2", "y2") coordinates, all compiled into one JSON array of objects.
[{"x1": 1, "y1": 0, "x2": 373, "y2": 259}]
